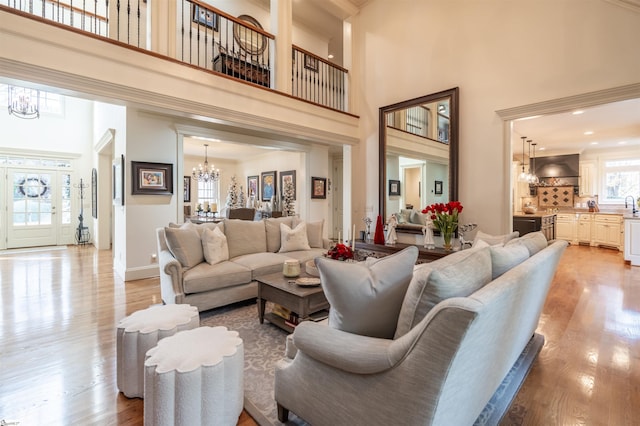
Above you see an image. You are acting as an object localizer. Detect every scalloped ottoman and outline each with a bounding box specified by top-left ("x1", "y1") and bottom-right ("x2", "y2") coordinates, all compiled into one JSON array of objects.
[
  {"x1": 117, "y1": 304, "x2": 199, "y2": 398},
  {"x1": 143, "y1": 326, "x2": 244, "y2": 426}
]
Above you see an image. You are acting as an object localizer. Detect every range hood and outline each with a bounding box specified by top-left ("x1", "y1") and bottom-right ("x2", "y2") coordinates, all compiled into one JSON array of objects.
[{"x1": 531, "y1": 154, "x2": 579, "y2": 178}]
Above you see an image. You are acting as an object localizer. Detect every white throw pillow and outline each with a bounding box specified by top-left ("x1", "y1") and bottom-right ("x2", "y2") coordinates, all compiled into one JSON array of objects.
[
  {"x1": 293, "y1": 218, "x2": 324, "y2": 248},
  {"x1": 472, "y1": 230, "x2": 519, "y2": 247},
  {"x1": 201, "y1": 227, "x2": 229, "y2": 265},
  {"x1": 279, "y1": 222, "x2": 311, "y2": 253},
  {"x1": 164, "y1": 221, "x2": 204, "y2": 268},
  {"x1": 489, "y1": 244, "x2": 530, "y2": 279},
  {"x1": 315, "y1": 246, "x2": 419, "y2": 339},
  {"x1": 505, "y1": 231, "x2": 548, "y2": 256}
]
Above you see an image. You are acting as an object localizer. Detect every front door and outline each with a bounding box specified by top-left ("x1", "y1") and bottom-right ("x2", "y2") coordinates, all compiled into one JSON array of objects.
[{"x1": 7, "y1": 169, "x2": 58, "y2": 248}]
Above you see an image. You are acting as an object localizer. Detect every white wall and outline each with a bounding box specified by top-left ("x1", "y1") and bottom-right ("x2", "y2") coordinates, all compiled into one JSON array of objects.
[{"x1": 353, "y1": 0, "x2": 640, "y2": 234}]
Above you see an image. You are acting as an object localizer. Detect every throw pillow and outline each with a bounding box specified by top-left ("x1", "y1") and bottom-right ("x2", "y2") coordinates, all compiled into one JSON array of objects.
[
  {"x1": 394, "y1": 247, "x2": 492, "y2": 338},
  {"x1": 410, "y1": 210, "x2": 427, "y2": 225},
  {"x1": 472, "y1": 230, "x2": 519, "y2": 247},
  {"x1": 279, "y1": 222, "x2": 311, "y2": 252},
  {"x1": 505, "y1": 231, "x2": 548, "y2": 256},
  {"x1": 164, "y1": 221, "x2": 204, "y2": 269},
  {"x1": 397, "y1": 209, "x2": 411, "y2": 224},
  {"x1": 489, "y1": 244, "x2": 530, "y2": 279},
  {"x1": 201, "y1": 227, "x2": 229, "y2": 265},
  {"x1": 315, "y1": 246, "x2": 419, "y2": 339},
  {"x1": 294, "y1": 218, "x2": 324, "y2": 248},
  {"x1": 265, "y1": 217, "x2": 294, "y2": 252},
  {"x1": 224, "y1": 219, "x2": 267, "y2": 258}
]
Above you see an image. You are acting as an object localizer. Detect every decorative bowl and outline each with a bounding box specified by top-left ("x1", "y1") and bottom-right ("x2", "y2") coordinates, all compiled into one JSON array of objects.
[
  {"x1": 523, "y1": 205, "x2": 537, "y2": 214},
  {"x1": 305, "y1": 260, "x2": 319, "y2": 277}
]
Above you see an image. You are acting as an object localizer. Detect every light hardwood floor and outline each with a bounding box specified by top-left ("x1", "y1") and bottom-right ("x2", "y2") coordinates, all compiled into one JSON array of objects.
[{"x1": 0, "y1": 244, "x2": 637, "y2": 425}]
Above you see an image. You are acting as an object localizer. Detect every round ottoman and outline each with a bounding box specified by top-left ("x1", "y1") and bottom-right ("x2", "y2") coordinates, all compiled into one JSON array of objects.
[
  {"x1": 117, "y1": 304, "x2": 199, "y2": 398},
  {"x1": 143, "y1": 326, "x2": 244, "y2": 426}
]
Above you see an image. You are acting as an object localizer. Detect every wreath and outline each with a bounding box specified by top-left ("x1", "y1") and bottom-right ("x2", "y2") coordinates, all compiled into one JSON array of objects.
[{"x1": 18, "y1": 177, "x2": 49, "y2": 198}]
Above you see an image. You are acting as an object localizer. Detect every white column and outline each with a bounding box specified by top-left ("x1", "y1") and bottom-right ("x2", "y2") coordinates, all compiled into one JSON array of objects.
[{"x1": 270, "y1": 0, "x2": 293, "y2": 93}]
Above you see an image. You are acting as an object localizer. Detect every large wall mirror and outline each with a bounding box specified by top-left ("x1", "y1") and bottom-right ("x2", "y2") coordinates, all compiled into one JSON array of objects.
[{"x1": 379, "y1": 87, "x2": 459, "y2": 220}]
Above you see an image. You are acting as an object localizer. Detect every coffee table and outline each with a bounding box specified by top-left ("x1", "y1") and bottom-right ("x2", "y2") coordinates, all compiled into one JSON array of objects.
[{"x1": 256, "y1": 271, "x2": 329, "y2": 332}]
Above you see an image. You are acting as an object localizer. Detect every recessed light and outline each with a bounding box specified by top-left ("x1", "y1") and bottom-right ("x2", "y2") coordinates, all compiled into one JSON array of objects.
[
  {"x1": 619, "y1": 141, "x2": 628, "y2": 145},
  {"x1": 572, "y1": 110, "x2": 584, "y2": 115},
  {"x1": 538, "y1": 147, "x2": 545, "y2": 151},
  {"x1": 590, "y1": 141, "x2": 599, "y2": 145},
  {"x1": 584, "y1": 131, "x2": 594, "y2": 135},
  {"x1": 328, "y1": 54, "x2": 334, "y2": 59}
]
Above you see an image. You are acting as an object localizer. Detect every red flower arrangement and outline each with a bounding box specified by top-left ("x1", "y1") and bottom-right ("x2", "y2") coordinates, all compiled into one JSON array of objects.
[
  {"x1": 326, "y1": 243, "x2": 354, "y2": 261},
  {"x1": 422, "y1": 201, "x2": 464, "y2": 249}
]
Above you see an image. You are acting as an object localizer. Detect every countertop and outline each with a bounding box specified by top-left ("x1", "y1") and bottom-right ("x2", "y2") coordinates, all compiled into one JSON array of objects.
[{"x1": 514, "y1": 210, "x2": 640, "y2": 220}]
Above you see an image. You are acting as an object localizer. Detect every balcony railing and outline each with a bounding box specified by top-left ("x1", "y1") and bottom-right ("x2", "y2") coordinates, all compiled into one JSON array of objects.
[{"x1": 2, "y1": 0, "x2": 350, "y2": 113}]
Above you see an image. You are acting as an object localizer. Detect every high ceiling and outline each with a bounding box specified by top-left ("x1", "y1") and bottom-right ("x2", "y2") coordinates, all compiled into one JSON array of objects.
[{"x1": 512, "y1": 97, "x2": 640, "y2": 158}]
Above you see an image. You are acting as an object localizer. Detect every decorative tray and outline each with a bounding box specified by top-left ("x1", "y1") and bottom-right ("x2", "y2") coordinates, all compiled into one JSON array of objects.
[{"x1": 295, "y1": 277, "x2": 321, "y2": 287}]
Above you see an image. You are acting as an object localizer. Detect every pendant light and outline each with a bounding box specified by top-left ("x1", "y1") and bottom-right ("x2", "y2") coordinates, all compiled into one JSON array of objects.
[
  {"x1": 529, "y1": 142, "x2": 539, "y2": 184},
  {"x1": 518, "y1": 136, "x2": 528, "y2": 182},
  {"x1": 192, "y1": 144, "x2": 220, "y2": 182}
]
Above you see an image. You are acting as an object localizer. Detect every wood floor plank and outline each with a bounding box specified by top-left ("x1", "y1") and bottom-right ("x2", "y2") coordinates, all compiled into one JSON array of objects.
[{"x1": 0, "y1": 244, "x2": 638, "y2": 425}]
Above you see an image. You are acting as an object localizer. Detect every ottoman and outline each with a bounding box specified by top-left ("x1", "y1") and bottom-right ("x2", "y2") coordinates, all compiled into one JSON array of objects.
[
  {"x1": 144, "y1": 326, "x2": 244, "y2": 426},
  {"x1": 117, "y1": 304, "x2": 199, "y2": 398}
]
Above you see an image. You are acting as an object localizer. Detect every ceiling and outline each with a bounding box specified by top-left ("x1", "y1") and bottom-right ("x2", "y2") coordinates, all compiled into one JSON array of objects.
[{"x1": 512, "y1": 97, "x2": 640, "y2": 158}]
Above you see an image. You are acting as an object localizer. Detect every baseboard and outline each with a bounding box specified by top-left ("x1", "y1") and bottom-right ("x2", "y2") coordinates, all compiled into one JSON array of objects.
[{"x1": 124, "y1": 265, "x2": 160, "y2": 281}]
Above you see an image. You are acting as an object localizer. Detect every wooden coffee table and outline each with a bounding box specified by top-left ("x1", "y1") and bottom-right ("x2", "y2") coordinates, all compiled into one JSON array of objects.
[{"x1": 256, "y1": 271, "x2": 329, "y2": 332}]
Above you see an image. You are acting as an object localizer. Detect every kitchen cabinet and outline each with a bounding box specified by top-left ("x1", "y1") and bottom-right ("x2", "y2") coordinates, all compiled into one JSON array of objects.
[
  {"x1": 513, "y1": 214, "x2": 556, "y2": 241},
  {"x1": 593, "y1": 214, "x2": 623, "y2": 250},
  {"x1": 624, "y1": 217, "x2": 640, "y2": 266},
  {"x1": 579, "y1": 161, "x2": 596, "y2": 197},
  {"x1": 577, "y1": 214, "x2": 593, "y2": 244},
  {"x1": 556, "y1": 213, "x2": 577, "y2": 243}
]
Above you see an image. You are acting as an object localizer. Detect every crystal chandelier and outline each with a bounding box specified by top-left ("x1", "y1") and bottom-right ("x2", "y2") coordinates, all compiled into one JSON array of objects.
[
  {"x1": 192, "y1": 144, "x2": 220, "y2": 182},
  {"x1": 8, "y1": 85, "x2": 40, "y2": 119}
]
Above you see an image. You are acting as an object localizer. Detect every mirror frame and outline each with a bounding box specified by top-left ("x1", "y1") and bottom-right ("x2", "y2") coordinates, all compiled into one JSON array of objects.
[{"x1": 379, "y1": 87, "x2": 459, "y2": 219}]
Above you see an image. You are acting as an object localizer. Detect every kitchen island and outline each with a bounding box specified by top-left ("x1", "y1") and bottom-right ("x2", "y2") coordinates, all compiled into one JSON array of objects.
[
  {"x1": 513, "y1": 212, "x2": 556, "y2": 241},
  {"x1": 624, "y1": 215, "x2": 640, "y2": 266}
]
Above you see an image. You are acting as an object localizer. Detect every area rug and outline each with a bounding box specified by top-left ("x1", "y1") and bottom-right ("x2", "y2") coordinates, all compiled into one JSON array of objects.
[{"x1": 200, "y1": 301, "x2": 543, "y2": 426}]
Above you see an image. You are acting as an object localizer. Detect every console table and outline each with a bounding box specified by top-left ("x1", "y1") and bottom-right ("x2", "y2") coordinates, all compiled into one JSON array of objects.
[
  {"x1": 213, "y1": 52, "x2": 270, "y2": 87},
  {"x1": 354, "y1": 241, "x2": 452, "y2": 264}
]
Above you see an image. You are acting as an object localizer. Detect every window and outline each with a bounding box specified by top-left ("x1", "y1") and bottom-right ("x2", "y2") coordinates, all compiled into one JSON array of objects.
[
  {"x1": 197, "y1": 179, "x2": 220, "y2": 211},
  {"x1": 602, "y1": 158, "x2": 640, "y2": 203}
]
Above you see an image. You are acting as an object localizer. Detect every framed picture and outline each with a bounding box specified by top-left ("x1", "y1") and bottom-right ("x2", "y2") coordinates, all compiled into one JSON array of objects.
[
  {"x1": 183, "y1": 176, "x2": 191, "y2": 202},
  {"x1": 91, "y1": 168, "x2": 98, "y2": 219},
  {"x1": 311, "y1": 177, "x2": 327, "y2": 199},
  {"x1": 247, "y1": 175, "x2": 259, "y2": 199},
  {"x1": 131, "y1": 161, "x2": 173, "y2": 195},
  {"x1": 389, "y1": 179, "x2": 401, "y2": 196},
  {"x1": 280, "y1": 170, "x2": 296, "y2": 200},
  {"x1": 192, "y1": 4, "x2": 219, "y2": 31},
  {"x1": 304, "y1": 54, "x2": 319, "y2": 72},
  {"x1": 261, "y1": 170, "x2": 277, "y2": 201},
  {"x1": 113, "y1": 154, "x2": 124, "y2": 206},
  {"x1": 435, "y1": 180, "x2": 443, "y2": 195}
]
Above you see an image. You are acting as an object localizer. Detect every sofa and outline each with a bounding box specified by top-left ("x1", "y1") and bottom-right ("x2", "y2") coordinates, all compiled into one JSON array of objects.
[
  {"x1": 395, "y1": 208, "x2": 427, "y2": 232},
  {"x1": 156, "y1": 216, "x2": 327, "y2": 312},
  {"x1": 275, "y1": 232, "x2": 567, "y2": 425}
]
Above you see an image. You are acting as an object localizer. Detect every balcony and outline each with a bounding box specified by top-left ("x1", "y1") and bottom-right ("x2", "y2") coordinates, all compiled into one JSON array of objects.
[{"x1": 1, "y1": 0, "x2": 350, "y2": 114}]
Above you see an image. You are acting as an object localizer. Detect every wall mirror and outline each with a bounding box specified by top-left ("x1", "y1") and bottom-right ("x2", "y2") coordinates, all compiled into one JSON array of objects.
[{"x1": 379, "y1": 87, "x2": 459, "y2": 220}]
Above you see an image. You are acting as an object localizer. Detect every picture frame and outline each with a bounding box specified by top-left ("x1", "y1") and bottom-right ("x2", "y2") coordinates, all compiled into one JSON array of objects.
[
  {"x1": 192, "y1": 4, "x2": 219, "y2": 31},
  {"x1": 113, "y1": 154, "x2": 124, "y2": 206},
  {"x1": 131, "y1": 161, "x2": 173, "y2": 195},
  {"x1": 311, "y1": 177, "x2": 327, "y2": 199},
  {"x1": 247, "y1": 175, "x2": 259, "y2": 199},
  {"x1": 435, "y1": 180, "x2": 443, "y2": 195},
  {"x1": 261, "y1": 170, "x2": 277, "y2": 201},
  {"x1": 389, "y1": 179, "x2": 401, "y2": 196},
  {"x1": 91, "y1": 168, "x2": 98, "y2": 219},
  {"x1": 280, "y1": 170, "x2": 296, "y2": 200},
  {"x1": 304, "y1": 54, "x2": 319, "y2": 72},
  {"x1": 183, "y1": 176, "x2": 191, "y2": 202}
]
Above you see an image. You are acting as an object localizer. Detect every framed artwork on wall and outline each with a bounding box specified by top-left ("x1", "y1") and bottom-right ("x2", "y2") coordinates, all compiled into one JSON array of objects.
[
  {"x1": 435, "y1": 180, "x2": 443, "y2": 195},
  {"x1": 247, "y1": 175, "x2": 259, "y2": 199},
  {"x1": 131, "y1": 161, "x2": 173, "y2": 195},
  {"x1": 304, "y1": 54, "x2": 319, "y2": 72},
  {"x1": 183, "y1": 176, "x2": 191, "y2": 202},
  {"x1": 311, "y1": 177, "x2": 327, "y2": 199},
  {"x1": 261, "y1": 171, "x2": 277, "y2": 201},
  {"x1": 280, "y1": 170, "x2": 296, "y2": 200},
  {"x1": 192, "y1": 5, "x2": 219, "y2": 31},
  {"x1": 389, "y1": 179, "x2": 401, "y2": 196}
]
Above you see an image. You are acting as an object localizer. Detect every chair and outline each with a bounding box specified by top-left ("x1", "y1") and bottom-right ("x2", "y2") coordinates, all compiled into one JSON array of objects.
[{"x1": 228, "y1": 208, "x2": 256, "y2": 220}]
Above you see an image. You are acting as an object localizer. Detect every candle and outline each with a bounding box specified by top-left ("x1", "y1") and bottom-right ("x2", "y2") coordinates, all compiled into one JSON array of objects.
[
  {"x1": 338, "y1": 231, "x2": 341, "y2": 244},
  {"x1": 211, "y1": 203, "x2": 217, "y2": 212}
]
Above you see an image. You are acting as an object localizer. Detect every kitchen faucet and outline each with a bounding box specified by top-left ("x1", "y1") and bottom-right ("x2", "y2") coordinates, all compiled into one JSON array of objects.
[{"x1": 625, "y1": 196, "x2": 638, "y2": 215}]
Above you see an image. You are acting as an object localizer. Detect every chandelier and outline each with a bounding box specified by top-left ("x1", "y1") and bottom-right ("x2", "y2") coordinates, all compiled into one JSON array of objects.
[
  {"x1": 192, "y1": 144, "x2": 220, "y2": 182},
  {"x1": 8, "y1": 85, "x2": 40, "y2": 119}
]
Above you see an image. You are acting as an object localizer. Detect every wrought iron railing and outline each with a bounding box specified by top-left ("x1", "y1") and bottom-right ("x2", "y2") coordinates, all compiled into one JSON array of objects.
[{"x1": 2, "y1": 0, "x2": 349, "y2": 112}]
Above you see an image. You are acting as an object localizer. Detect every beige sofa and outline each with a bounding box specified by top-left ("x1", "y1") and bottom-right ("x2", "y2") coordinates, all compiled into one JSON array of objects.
[
  {"x1": 156, "y1": 216, "x2": 327, "y2": 312},
  {"x1": 275, "y1": 232, "x2": 567, "y2": 425}
]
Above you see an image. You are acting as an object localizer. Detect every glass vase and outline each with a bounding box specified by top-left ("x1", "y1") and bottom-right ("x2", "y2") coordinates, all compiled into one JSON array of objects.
[{"x1": 442, "y1": 231, "x2": 453, "y2": 251}]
